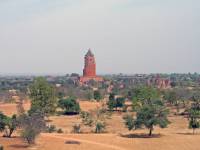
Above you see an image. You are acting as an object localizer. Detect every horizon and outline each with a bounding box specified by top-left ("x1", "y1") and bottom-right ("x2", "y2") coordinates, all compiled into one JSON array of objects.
[{"x1": 0, "y1": 0, "x2": 199, "y2": 74}]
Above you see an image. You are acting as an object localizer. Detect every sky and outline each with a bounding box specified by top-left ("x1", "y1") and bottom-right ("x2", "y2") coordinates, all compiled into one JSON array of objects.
[{"x1": 0, "y1": 0, "x2": 199, "y2": 75}]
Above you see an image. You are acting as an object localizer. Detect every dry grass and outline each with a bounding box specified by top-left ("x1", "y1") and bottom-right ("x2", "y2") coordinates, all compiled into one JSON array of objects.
[{"x1": 1, "y1": 101, "x2": 200, "y2": 150}]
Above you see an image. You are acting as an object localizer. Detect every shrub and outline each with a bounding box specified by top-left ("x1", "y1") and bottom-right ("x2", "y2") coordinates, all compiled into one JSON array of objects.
[
  {"x1": 58, "y1": 97, "x2": 80, "y2": 115},
  {"x1": 72, "y1": 124, "x2": 81, "y2": 133},
  {"x1": 80, "y1": 107, "x2": 111, "y2": 133},
  {"x1": 95, "y1": 121, "x2": 105, "y2": 133},
  {"x1": 123, "y1": 114, "x2": 135, "y2": 131},
  {"x1": 93, "y1": 90, "x2": 102, "y2": 101},
  {"x1": 0, "y1": 112, "x2": 18, "y2": 138},
  {"x1": 57, "y1": 128, "x2": 64, "y2": 133},
  {"x1": 18, "y1": 112, "x2": 46, "y2": 144},
  {"x1": 107, "y1": 93, "x2": 125, "y2": 111},
  {"x1": 46, "y1": 125, "x2": 57, "y2": 133},
  {"x1": 21, "y1": 128, "x2": 38, "y2": 145},
  {"x1": 0, "y1": 145, "x2": 3, "y2": 150}
]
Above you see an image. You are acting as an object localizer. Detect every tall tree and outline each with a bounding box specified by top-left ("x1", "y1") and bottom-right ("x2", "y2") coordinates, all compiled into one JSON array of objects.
[{"x1": 29, "y1": 77, "x2": 56, "y2": 117}]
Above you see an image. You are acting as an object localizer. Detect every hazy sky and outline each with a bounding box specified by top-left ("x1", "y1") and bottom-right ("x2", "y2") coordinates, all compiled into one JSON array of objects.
[{"x1": 0, "y1": 0, "x2": 199, "y2": 75}]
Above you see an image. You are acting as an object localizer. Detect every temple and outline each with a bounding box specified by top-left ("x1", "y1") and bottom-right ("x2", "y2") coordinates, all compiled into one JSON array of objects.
[
  {"x1": 79, "y1": 49, "x2": 103, "y2": 84},
  {"x1": 147, "y1": 74, "x2": 171, "y2": 89}
]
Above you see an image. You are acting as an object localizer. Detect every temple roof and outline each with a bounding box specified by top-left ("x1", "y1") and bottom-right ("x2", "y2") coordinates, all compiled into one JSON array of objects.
[{"x1": 85, "y1": 49, "x2": 94, "y2": 57}]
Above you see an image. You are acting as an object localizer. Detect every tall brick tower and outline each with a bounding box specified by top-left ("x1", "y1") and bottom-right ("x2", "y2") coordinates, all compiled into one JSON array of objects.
[
  {"x1": 83, "y1": 49, "x2": 96, "y2": 77},
  {"x1": 79, "y1": 49, "x2": 103, "y2": 84}
]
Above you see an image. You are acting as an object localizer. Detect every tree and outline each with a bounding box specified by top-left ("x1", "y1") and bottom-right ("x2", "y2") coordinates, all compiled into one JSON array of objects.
[
  {"x1": 0, "y1": 112, "x2": 17, "y2": 138},
  {"x1": 0, "y1": 112, "x2": 7, "y2": 132},
  {"x1": 57, "y1": 91, "x2": 65, "y2": 99},
  {"x1": 18, "y1": 112, "x2": 46, "y2": 145},
  {"x1": 188, "y1": 92, "x2": 200, "y2": 134},
  {"x1": 163, "y1": 88, "x2": 191, "y2": 114},
  {"x1": 107, "y1": 93, "x2": 125, "y2": 111},
  {"x1": 115, "y1": 97, "x2": 125, "y2": 110},
  {"x1": 58, "y1": 97, "x2": 80, "y2": 115},
  {"x1": 123, "y1": 113, "x2": 135, "y2": 131},
  {"x1": 163, "y1": 90, "x2": 177, "y2": 105},
  {"x1": 132, "y1": 86, "x2": 159, "y2": 111},
  {"x1": 93, "y1": 90, "x2": 102, "y2": 101},
  {"x1": 124, "y1": 99, "x2": 170, "y2": 136},
  {"x1": 29, "y1": 77, "x2": 56, "y2": 117},
  {"x1": 107, "y1": 93, "x2": 115, "y2": 111},
  {"x1": 4, "y1": 115, "x2": 18, "y2": 138},
  {"x1": 80, "y1": 107, "x2": 111, "y2": 133}
]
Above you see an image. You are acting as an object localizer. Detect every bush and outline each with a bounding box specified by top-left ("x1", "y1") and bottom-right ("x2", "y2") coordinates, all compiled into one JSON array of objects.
[
  {"x1": 93, "y1": 90, "x2": 102, "y2": 101},
  {"x1": 21, "y1": 128, "x2": 38, "y2": 145},
  {"x1": 72, "y1": 124, "x2": 81, "y2": 133},
  {"x1": 123, "y1": 114, "x2": 135, "y2": 131},
  {"x1": 57, "y1": 128, "x2": 64, "y2": 133},
  {"x1": 0, "y1": 112, "x2": 18, "y2": 138},
  {"x1": 18, "y1": 112, "x2": 46, "y2": 144},
  {"x1": 0, "y1": 145, "x2": 3, "y2": 150},
  {"x1": 107, "y1": 93, "x2": 125, "y2": 111},
  {"x1": 95, "y1": 121, "x2": 105, "y2": 133},
  {"x1": 80, "y1": 107, "x2": 111, "y2": 133},
  {"x1": 46, "y1": 125, "x2": 57, "y2": 133},
  {"x1": 58, "y1": 97, "x2": 80, "y2": 115}
]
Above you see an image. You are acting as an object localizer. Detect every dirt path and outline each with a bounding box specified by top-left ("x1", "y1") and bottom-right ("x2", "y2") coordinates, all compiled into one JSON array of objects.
[{"x1": 42, "y1": 134, "x2": 127, "y2": 150}]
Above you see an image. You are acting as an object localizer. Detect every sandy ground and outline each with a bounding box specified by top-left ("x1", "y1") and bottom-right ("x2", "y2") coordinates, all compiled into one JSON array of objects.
[
  {"x1": 0, "y1": 102, "x2": 30, "y2": 116},
  {"x1": 1, "y1": 101, "x2": 200, "y2": 150}
]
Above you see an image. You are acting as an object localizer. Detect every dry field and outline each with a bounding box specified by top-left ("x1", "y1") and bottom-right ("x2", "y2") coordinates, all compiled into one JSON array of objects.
[{"x1": 1, "y1": 101, "x2": 200, "y2": 150}]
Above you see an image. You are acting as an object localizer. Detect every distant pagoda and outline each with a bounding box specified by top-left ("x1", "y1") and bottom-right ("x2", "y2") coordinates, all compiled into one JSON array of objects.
[{"x1": 79, "y1": 49, "x2": 103, "y2": 83}]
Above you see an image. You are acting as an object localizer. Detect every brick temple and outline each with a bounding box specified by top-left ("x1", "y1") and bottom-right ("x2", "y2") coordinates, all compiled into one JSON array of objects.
[
  {"x1": 79, "y1": 49, "x2": 103, "y2": 83},
  {"x1": 147, "y1": 74, "x2": 171, "y2": 89}
]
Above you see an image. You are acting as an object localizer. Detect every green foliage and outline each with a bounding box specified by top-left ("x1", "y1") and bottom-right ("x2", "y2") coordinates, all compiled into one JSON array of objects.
[
  {"x1": 107, "y1": 93, "x2": 125, "y2": 111},
  {"x1": 80, "y1": 111, "x2": 93, "y2": 127},
  {"x1": 86, "y1": 90, "x2": 93, "y2": 100},
  {"x1": 0, "y1": 112, "x2": 17, "y2": 138},
  {"x1": 57, "y1": 92, "x2": 65, "y2": 99},
  {"x1": 93, "y1": 90, "x2": 102, "y2": 101},
  {"x1": 58, "y1": 97, "x2": 80, "y2": 115},
  {"x1": 124, "y1": 99, "x2": 169, "y2": 136},
  {"x1": 5, "y1": 114, "x2": 18, "y2": 138},
  {"x1": 107, "y1": 93, "x2": 115, "y2": 111},
  {"x1": 0, "y1": 112, "x2": 7, "y2": 132},
  {"x1": 133, "y1": 86, "x2": 159, "y2": 102},
  {"x1": 188, "y1": 92, "x2": 200, "y2": 134},
  {"x1": 109, "y1": 93, "x2": 115, "y2": 101},
  {"x1": 163, "y1": 88, "x2": 192, "y2": 114},
  {"x1": 163, "y1": 90, "x2": 177, "y2": 105},
  {"x1": 29, "y1": 77, "x2": 56, "y2": 117},
  {"x1": 95, "y1": 121, "x2": 105, "y2": 133},
  {"x1": 123, "y1": 114, "x2": 135, "y2": 131},
  {"x1": 132, "y1": 86, "x2": 159, "y2": 111},
  {"x1": 46, "y1": 125, "x2": 57, "y2": 133}
]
